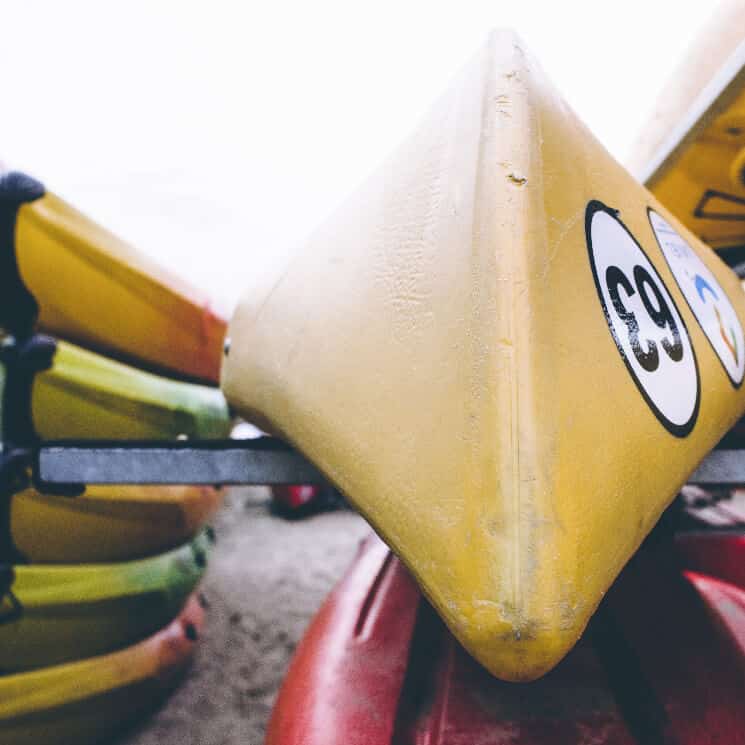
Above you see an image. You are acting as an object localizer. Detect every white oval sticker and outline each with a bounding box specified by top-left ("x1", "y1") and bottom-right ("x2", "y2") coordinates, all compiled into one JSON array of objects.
[
  {"x1": 586, "y1": 201, "x2": 699, "y2": 436},
  {"x1": 648, "y1": 209, "x2": 745, "y2": 388}
]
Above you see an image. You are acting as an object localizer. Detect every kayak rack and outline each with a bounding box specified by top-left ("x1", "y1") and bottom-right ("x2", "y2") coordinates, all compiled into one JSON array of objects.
[
  {"x1": 0, "y1": 331, "x2": 325, "y2": 491},
  {"x1": 1, "y1": 332, "x2": 744, "y2": 493},
  {"x1": 24, "y1": 437, "x2": 745, "y2": 490},
  {"x1": 689, "y1": 449, "x2": 745, "y2": 484},
  {"x1": 34, "y1": 437, "x2": 327, "y2": 489}
]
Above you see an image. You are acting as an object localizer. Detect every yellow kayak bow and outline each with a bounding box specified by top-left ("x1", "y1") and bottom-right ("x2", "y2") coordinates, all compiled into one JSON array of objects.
[
  {"x1": 221, "y1": 30, "x2": 745, "y2": 680},
  {"x1": 0, "y1": 171, "x2": 227, "y2": 383}
]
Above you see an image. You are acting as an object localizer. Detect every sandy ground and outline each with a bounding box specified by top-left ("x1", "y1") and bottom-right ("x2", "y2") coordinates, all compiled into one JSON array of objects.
[{"x1": 120, "y1": 488, "x2": 370, "y2": 745}]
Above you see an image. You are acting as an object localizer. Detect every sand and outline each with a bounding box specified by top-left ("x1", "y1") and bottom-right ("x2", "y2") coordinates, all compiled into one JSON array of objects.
[{"x1": 120, "y1": 488, "x2": 370, "y2": 745}]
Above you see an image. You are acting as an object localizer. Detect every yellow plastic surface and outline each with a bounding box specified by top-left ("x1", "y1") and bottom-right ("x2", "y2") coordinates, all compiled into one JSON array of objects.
[
  {"x1": 222, "y1": 31, "x2": 745, "y2": 680},
  {"x1": 15, "y1": 192, "x2": 227, "y2": 383},
  {"x1": 0, "y1": 532, "x2": 209, "y2": 672},
  {"x1": 32, "y1": 339, "x2": 231, "y2": 441},
  {"x1": 8, "y1": 484, "x2": 223, "y2": 563},
  {"x1": 0, "y1": 595, "x2": 202, "y2": 745},
  {"x1": 629, "y1": 1, "x2": 745, "y2": 250}
]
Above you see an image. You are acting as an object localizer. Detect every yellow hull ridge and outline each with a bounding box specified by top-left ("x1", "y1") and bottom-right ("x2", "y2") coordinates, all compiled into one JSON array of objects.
[
  {"x1": 7, "y1": 484, "x2": 223, "y2": 563},
  {"x1": 33, "y1": 339, "x2": 231, "y2": 441},
  {"x1": 222, "y1": 31, "x2": 745, "y2": 680},
  {"x1": 0, "y1": 594, "x2": 203, "y2": 745},
  {"x1": 629, "y1": 1, "x2": 745, "y2": 252},
  {"x1": 2, "y1": 175, "x2": 227, "y2": 383},
  {"x1": 0, "y1": 531, "x2": 209, "y2": 673}
]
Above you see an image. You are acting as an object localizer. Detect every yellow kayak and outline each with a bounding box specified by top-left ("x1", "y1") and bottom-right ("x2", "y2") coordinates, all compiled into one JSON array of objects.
[
  {"x1": 6, "y1": 484, "x2": 223, "y2": 563},
  {"x1": 0, "y1": 336, "x2": 229, "y2": 563},
  {"x1": 32, "y1": 338, "x2": 231, "y2": 441},
  {"x1": 0, "y1": 594, "x2": 203, "y2": 745},
  {"x1": 629, "y1": 1, "x2": 745, "y2": 253},
  {"x1": 1, "y1": 170, "x2": 227, "y2": 383},
  {"x1": 0, "y1": 531, "x2": 209, "y2": 673},
  {"x1": 222, "y1": 30, "x2": 745, "y2": 681}
]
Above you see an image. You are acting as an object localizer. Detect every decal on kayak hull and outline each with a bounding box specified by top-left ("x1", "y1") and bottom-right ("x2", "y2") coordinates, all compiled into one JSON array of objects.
[
  {"x1": 586, "y1": 201, "x2": 700, "y2": 436},
  {"x1": 648, "y1": 209, "x2": 745, "y2": 388}
]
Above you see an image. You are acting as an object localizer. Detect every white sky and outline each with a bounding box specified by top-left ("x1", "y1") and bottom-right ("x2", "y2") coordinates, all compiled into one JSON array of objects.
[{"x1": 0, "y1": 0, "x2": 713, "y2": 310}]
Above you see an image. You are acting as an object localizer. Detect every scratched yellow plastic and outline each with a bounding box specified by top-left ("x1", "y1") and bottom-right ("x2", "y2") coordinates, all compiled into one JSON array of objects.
[
  {"x1": 629, "y1": 0, "x2": 745, "y2": 250},
  {"x1": 15, "y1": 193, "x2": 227, "y2": 382},
  {"x1": 222, "y1": 31, "x2": 745, "y2": 680}
]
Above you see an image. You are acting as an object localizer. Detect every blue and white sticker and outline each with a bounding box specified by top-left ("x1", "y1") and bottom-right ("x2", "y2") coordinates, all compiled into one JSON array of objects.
[
  {"x1": 648, "y1": 209, "x2": 745, "y2": 388},
  {"x1": 586, "y1": 201, "x2": 699, "y2": 437}
]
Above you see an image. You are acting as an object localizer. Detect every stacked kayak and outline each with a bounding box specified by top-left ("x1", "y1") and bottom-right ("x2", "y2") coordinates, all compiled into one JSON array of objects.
[
  {"x1": 0, "y1": 531, "x2": 210, "y2": 672},
  {"x1": 628, "y1": 1, "x2": 745, "y2": 262},
  {"x1": 0, "y1": 169, "x2": 229, "y2": 742},
  {"x1": 32, "y1": 339, "x2": 230, "y2": 441},
  {"x1": 0, "y1": 171, "x2": 228, "y2": 382},
  {"x1": 0, "y1": 595, "x2": 204, "y2": 745},
  {"x1": 2, "y1": 336, "x2": 231, "y2": 565},
  {"x1": 9, "y1": 484, "x2": 223, "y2": 564},
  {"x1": 0, "y1": 337, "x2": 230, "y2": 564},
  {"x1": 266, "y1": 524, "x2": 745, "y2": 745}
]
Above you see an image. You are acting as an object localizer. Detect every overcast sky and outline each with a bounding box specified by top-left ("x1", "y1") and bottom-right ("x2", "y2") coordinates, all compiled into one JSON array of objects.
[{"x1": 0, "y1": 0, "x2": 713, "y2": 309}]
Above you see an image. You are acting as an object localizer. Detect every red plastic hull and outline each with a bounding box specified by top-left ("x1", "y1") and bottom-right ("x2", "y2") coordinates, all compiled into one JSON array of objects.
[{"x1": 267, "y1": 531, "x2": 745, "y2": 745}]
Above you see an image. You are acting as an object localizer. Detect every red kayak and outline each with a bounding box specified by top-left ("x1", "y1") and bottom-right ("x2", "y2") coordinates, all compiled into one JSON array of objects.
[
  {"x1": 269, "y1": 485, "x2": 342, "y2": 518},
  {"x1": 267, "y1": 521, "x2": 745, "y2": 745}
]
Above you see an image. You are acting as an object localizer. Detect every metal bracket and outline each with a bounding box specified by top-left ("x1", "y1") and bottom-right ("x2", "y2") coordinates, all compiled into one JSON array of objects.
[
  {"x1": 689, "y1": 449, "x2": 745, "y2": 485},
  {"x1": 0, "y1": 333, "x2": 56, "y2": 449},
  {"x1": 0, "y1": 333, "x2": 59, "y2": 563},
  {"x1": 0, "y1": 565, "x2": 22, "y2": 625},
  {"x1": 35, "y1": 436, "x2": 327, "y2": 489},
  {"x1": 0, "y1": 171, "x2": 45, "y2": 339},
  {"x1": 28, "y1": 431, "x2": 745, "y2": 490}
]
